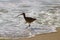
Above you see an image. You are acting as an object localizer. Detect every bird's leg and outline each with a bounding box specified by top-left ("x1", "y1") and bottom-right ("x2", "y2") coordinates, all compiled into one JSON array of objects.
[
  {"x1": 29, "y1": 24, "x2": 30, "y2": 27},
  {"x1": 25, "y1": 23, "x2": 31, "y2": 29}
]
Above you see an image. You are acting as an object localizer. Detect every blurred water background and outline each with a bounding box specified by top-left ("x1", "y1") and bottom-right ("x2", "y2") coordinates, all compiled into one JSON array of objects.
[{"x1": 0, "y1": 0, "x2": 60, "y2": 38}]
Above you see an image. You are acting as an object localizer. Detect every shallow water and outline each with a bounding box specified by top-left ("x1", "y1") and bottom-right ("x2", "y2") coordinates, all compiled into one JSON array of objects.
[{"x1": 0, "y1": 0, "x2": 60, "y2": 38}]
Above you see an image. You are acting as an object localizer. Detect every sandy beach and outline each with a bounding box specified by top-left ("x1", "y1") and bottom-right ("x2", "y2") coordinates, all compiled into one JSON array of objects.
[
  {"x1": 0, "y1": 27, "x2": 60, "y2": 40},
  {"x1": 18, "y1": 27, "x2": 60, "y2": 40}
]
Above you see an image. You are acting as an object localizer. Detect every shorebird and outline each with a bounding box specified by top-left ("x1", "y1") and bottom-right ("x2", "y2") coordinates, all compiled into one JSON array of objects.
[{"x1": 16, "y1": 13, "x2": 36, "y2": 28}]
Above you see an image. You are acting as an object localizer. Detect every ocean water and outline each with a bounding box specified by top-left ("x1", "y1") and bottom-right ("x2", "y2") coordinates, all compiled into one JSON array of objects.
[{"x1": 0, "y1": 0, "x2": 60, "y2": 38}]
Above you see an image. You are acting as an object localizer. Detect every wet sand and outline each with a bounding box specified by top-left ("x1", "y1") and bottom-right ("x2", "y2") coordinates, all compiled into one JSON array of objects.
[
  {"x1": 19, "y1": 27, "x2": 60, "y2": 40},
  {"x1": 0, "y1": 27, "x2": 60, "y2": 40}
]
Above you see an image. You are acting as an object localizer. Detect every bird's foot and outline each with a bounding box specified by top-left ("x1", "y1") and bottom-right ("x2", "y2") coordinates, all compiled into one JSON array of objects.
[{"x1": 25, "y1": 26, "x2": 30, "y2": 29}]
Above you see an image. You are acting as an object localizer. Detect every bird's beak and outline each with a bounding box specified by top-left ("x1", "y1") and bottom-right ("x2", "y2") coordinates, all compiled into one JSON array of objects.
[{"x1": 15, "y1": 14, "x2": 22, "y2": 18}]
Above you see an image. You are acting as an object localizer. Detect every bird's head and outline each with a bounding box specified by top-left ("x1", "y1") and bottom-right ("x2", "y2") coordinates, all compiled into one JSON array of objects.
[{"x1": 20, "y1": 13, "x2": 25, "y2": 15}]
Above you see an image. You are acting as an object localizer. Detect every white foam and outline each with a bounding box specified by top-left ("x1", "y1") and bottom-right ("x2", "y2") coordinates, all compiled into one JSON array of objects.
[{"x1": 0, "y1": 0, "x2": 60, "y2": 38}]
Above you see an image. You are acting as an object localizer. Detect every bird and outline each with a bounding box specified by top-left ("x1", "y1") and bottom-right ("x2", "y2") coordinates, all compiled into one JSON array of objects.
[{"x1": 16, "y1": 13, "x2": 36, "y2": 28}]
